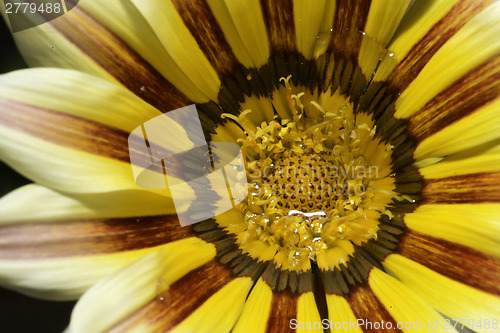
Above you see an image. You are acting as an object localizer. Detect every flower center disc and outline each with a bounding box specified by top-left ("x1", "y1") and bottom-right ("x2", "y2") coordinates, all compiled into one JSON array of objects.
[{"x1": 226, "y1": 77, "x2": 402, "y2": 268}]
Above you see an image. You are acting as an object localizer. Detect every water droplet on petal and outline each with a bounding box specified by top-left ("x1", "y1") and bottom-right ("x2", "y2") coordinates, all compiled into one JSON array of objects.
[{"x1": 156, "y1": 277, "x2": 171, "y2": 306}]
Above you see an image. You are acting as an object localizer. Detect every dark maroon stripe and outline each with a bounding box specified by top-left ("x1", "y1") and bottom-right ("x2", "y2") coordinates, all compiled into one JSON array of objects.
[
  {"x1": 266, "y1": 290, "x2": 299, "y2": 333},
  {"x1": 324, "y1": 0, "x2": 371, "y2": 61},
  {"x1": 0, "y1": 100, "x2": 131, "y2": 163},
  {"x1": 260, "y1": 0, "x2": 296, "y2": 54},
  {"x1": 333, "y1": 0, "x2": 371, "y2": 33},
  {"x1": 398, "y1": 229, "x2": 500, "y2": 296},
  {"x1": 51, "y1": 5, "x2": 191, "y2": 113},
  {"x1": 408, "y1": 55, "x2": 500, "y2": 142},
  {"x1": 171, "y1": 0, "x2": 240, "y2": 77},
  {"x1": 108, "y1": 260, "x2": 233, "y2": 332},
  {"x1": 347, "y1": 284, "x2": 402, "y2": 333},
  {"x1": 422, "y1": 172, "x2": 500, "y2": 204},
  {"x1": 0, "y1": 100, "x2": 189, "y2": 178},
  {"x1": 0, "y1": 215, "x2": 192, "y2": 258},
  {"x1": 388, "y1": 0, "x2": 493, "y2": 92}
]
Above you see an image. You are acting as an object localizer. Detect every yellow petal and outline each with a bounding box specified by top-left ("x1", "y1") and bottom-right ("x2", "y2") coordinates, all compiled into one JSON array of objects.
[
  {"x1": 388, "y1": 0, "x2": 460, "y2": 61},
  {"x1": 0, "y1": 184, "x2": 175, "y2": 224},
  {"x1": 0, "y1": 69, "x2": 192, "y2": 196},
  {"x1": 205, "y1": 0, "x2": 255, "y2": 68},
  {"x1": 1, "y1": 2, "x2": 115, "y2": 81},
  {"x1": 369, "y1": 268, "x2": 457, "y2": 333},
  {"x1": 0, "y1": 246, "x2": 159, "y2": 301},
  {"x1": 346, "y1": 283, "x2": 402, "y2": 332},
  {"x1": 213, "y1": 0, "x2": 270, "y2": 68},
  {"x1": 0, "y1": 124, "x2": 140, "y2": 193},
  {"x1": 325, "y1": 294, "x2": 363, "y2": 333},
  {"x1": 319, "y1": 0, "x2": 336, "y2": 34},
  {"x1": 0, "y1": 202, "x2": 193, "y2": 301},
  {"x1": 232, "y1": 278, "x2": 273, "y2": 333},
  {"x1": 397, "y1": 229, "x2": 500, "y2": 297},
  {"x1": 363, "y1": 0, "x2": 412, "y2": 47},
  {"x1": 0, "y1": 68, "x2": 162, "y2": 132},
  {"x1": 296, "y1": 292, "x2": 323, "y2": 333},
  {"x1": 404, "y1": 204, "x2": 500, "y2": 257},
  {"x1": 69, "y1": 238, "x2": 216, "y2": 333},
  {"x1": 358, "y1": 0, "x2": 411, "y2": 76},
  {"x1": 377, "y1": 0, "x2": 490, "y2": 84},
  {"x1": 419, "y1": 143, "x2": 500, "y2": 179},
  {"x1": 413, "y1": 98, "x2": 500, "y2": 160},
  {"x1": 422, "y1": 172, "x2": 500, "y2": 204},
  {"x1": 6, "y1": 1, "x2": 194, "y2": 108},
  {"x1": 395, "y1": 2, "x2": 500, "y2": 119},
  {"x1": 384, "y1": 254, "x2": 500, "y2": 333},
  {"x1": 294, "y1": 0, "x2": 327, "y2": 58},
  {"x1": 129, "y1": 0, "x2": 222, "y2": 102},
  {"x1": 171, "y1": 277, "x2": 252, "y2": 333}
]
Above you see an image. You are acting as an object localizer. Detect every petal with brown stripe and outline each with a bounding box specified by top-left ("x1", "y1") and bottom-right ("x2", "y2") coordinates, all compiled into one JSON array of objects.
[
  {"x1": 396, "y1": 229, "x2": 500, "y2": 297},
  {"x1": 413, "y1": 96, "x2": 500, "y2": 160},
  {"x1": 358, "y1": 0, "x2": 412, "y2": 77},
  {"x1": 384, "y1": 254, "x2": 500, "y2": 333},
  {"x1": 421, "y1": 172, "x2": 500, "y2": 204},
  {"x1": 293, "y1": 0, "x2": 328, "y2": 59},
  {"x1": 68, "y1": 238, "x2": 218, "y2": 333},
  {"x1": 325, "y1": 294, "x2": 363, "y2": 333},
  {"x1": 346, "y1": 284, "x2": 402, "y2": 333},
  {"x1": 315, "y1": 0, "x2": 372, "y2": 67},
  {"x1": 261, "y1": 0, "x2": 296, "y2": 56},
  {"x1": 0, "y1": 245, "x2": 161, "y2": 301},
  {"x1": 407, "y1": 55, "x2": 500, "y2": 147},
  {"x1": 210, "y1": 0, "x2": 270, "y2": 68},
  {"x1": 377, "y1": 0, "x2": 492, "y2": 84},
  {"x1": 168, "y1": 0, "x2": 240, "y2": 79},
  {"x1": 234, "y1": 262, "x2": 321, "y2": 333},
  {"x1": 0, "y1": 69, "x2": 195, "y2": 196},
  {"x1": 0, "y1": 214, "x2": 190, "y2": 260},
  {"x1": 403, "y1": 204, "x2": 500, "y2": 258},
  {"x1": 232, "y1": 278, "x2": 273, "y2": 333},
  {"x1": 69, "y1": 241, "x2": 254, "y2": 333},
  {"x1": 0, "y1": 184, "x2": 176, "y2": 224},
  {"x1": 394, "y1": 2, "x2": 500, "y2": 119},
  {"x1": 0, "y1": 185, "x2": 193, "y2": 300},
  {"x1": 4, "y1": 0, "x2": 198, "y2": 109},
  {"x1": 128, "y1": 0, "x2": 224, "y2": 103},
  {"x1": 369, "y1": 268, "x2": 457, "y2": 333},
  {"x1": 419, "y1": 142, "x2": 500, "y2": 179}
]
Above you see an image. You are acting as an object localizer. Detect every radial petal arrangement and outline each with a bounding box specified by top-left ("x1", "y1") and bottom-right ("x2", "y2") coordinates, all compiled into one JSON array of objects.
[{"x1": 0, "y1": 0, "x2": 499, "y2": 332}]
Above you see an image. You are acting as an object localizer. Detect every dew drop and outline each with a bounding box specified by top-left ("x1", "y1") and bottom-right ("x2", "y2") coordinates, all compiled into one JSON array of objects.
[
  {"x1": 139, "y1": 85, "x2": 146, "y2": 94},
  {"x1": 156, "y1": 277, "x2": 171, "y2": 306}
]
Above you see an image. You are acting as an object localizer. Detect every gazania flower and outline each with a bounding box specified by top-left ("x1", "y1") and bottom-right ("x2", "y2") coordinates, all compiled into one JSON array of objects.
[{"x1": 1, "y1": 0, "x2": 499, "y2": 332}]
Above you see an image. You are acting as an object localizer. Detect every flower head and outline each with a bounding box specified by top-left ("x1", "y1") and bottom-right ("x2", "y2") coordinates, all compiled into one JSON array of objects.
[{"x1": 0, "y1": 0, "x2": 499, "y2": 332}]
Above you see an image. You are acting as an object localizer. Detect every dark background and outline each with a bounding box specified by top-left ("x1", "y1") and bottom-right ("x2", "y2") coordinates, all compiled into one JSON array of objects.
[{"x1": 0, "y1": 18, "x2": 75, "y2": 333}]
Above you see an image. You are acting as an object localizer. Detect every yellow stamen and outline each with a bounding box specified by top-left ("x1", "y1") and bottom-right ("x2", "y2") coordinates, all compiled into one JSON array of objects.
[{"x1": 225, "y1": 78, "x2": 399, "y2": 270}]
